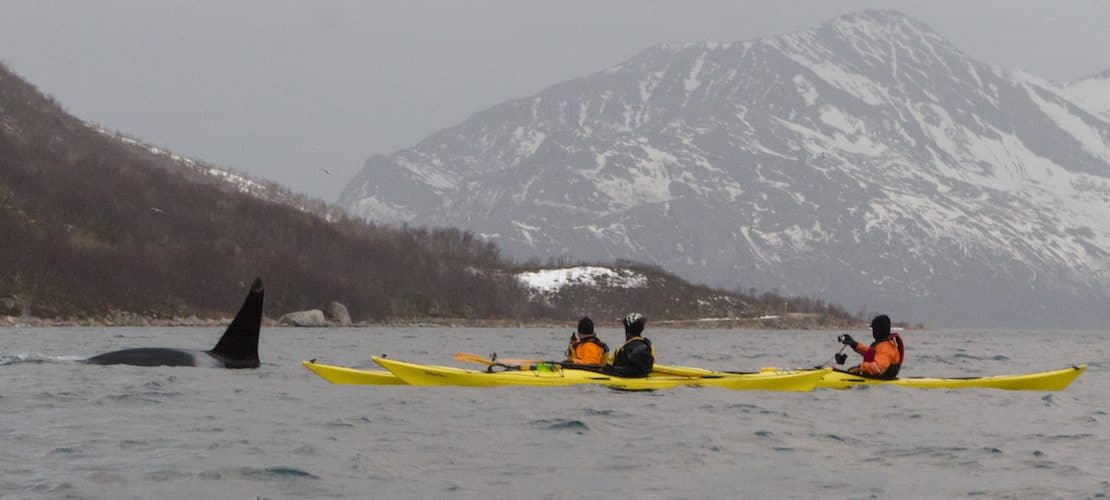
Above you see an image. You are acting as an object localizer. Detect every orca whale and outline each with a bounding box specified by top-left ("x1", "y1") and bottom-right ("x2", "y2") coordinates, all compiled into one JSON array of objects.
[{"x1": 86, "y1": 278, "x2": 264, "y2": 368}]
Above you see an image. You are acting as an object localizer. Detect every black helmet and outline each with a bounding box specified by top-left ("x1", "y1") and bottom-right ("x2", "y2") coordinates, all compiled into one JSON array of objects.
[
  {"x1": 622, "y1": 312, "x2": 645, "y2": 337},
  {"x1": 577, "y1": 316, "x2": 594, "y2": 336},
  {"x1": 870, "y1": 314, "x2": 891, "y2": 340}
]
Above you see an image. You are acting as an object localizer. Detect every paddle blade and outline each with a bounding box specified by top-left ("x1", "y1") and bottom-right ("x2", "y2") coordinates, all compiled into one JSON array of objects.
[
  {"x1": 452, "y1": 352, "x2": 545, "y2": 366},
  {"x1": 452, "y1": 352, "x2": 496, "y2": 366},
  {"x1": 651, "y1": 363, "x2": 718, "y2": 377}
]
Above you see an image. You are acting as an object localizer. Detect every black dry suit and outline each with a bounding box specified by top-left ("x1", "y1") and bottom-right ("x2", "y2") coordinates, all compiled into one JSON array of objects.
[{"x1": 607, "y1": 337, "x2": 654, "y2": 378}]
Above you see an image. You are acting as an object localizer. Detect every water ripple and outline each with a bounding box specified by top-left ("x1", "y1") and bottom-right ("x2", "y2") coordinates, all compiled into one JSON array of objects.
[
  {"x1": 0, "y1": 353, "x2": 81, "y2": 365},
  {"x1": 530, "y1": 418, "x2": 589, "y2": 433},
  {"x1": 239, "y1": 466, "x2": 320, "y2": 481}
]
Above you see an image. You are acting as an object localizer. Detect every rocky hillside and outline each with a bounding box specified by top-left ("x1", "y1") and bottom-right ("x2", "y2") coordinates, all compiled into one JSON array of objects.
[
  {"x1": 340, "y1": 10, "x2": 1110, "y2": 327},
  {"x1": 0, "y1": 62, "x2": 527, "y2": 321},
  {"x1": 0, "y1": 61, "x2": 852, "y2": 325},
  {"x1": 513, "y1": 264, "x2": 854, "y2": 327}
]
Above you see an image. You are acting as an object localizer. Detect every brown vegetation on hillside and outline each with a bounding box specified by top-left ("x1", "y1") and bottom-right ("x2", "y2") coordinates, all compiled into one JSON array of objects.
[
  {"x1": 520, "y1": 260, "x2": 857, "y2": 326},
  {"x1": 0, "y1": 63, "x2": 536, "y2": 321},
  {"x1": 0, "y1": 62, "x2": 859, "y2": 326}
]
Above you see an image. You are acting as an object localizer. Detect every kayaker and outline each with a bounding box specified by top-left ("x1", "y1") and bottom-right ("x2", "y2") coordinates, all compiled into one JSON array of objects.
[
  {"x1": 605, "y1": 312, "x2": 654, "y2": 377},
  {"x1": 838, "y1": 314, "x2": 905, "y2": 379},
  {"x1": 565, "y1": 316, "x2": 609, "y2": 365}
]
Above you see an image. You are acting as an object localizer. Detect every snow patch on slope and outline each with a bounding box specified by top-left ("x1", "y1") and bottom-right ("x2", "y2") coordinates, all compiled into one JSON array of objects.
[
  {"x1": 516, "y1": 266, "x2": 648, "y2": 294},
  {"x1": 1065, "y1": 73, "x2": 1110, "y2": 118},
  {"x1": 93, "y1": 126, "x2": 275, "y2": 197},
  {"x1": 1023, "y1": 82, "x2": 1110, "y2": 164},
  {"x1": 354, "y1": 197, "x2": 413, "y2": 223},
  {"x1": 684, "y1": 52, "x2": 706, "y2": 92}
]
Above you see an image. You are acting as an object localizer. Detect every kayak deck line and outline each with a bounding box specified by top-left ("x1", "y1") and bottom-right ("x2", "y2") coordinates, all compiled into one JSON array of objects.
[
  {"x1": 364, "y1": 356, "x2": 829, "y2": 391},
  {"x1": 372, "y1": 355, "x2": 700, "y2": 389}
]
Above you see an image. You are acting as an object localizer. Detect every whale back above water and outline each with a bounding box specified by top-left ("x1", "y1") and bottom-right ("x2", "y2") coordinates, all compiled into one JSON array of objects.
[
  {"x1": 85, "y1": 278, "x2": 265, "y2": 368},
  {"x1": 83, "y1": 347, "x2": 203, "y2": 367}
]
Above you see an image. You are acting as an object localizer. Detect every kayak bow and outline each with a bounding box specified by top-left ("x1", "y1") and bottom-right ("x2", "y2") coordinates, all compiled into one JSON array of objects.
[
  {"x1": 302, "y1": 360, "x2": 405, "y2": 385},
  {"x1": 816, "y1": 364, "x2": 1086, "y2": 391}
]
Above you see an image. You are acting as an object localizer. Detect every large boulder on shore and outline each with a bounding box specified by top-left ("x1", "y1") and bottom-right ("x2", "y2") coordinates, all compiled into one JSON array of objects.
[
  {"x1": 323, "y1": 301, "x2": 352, "y2": 326},
  {"x1": 277, "y1": 309, "x2": 328, "y2": 327},
  {"x1": 0, "y1": 297, "x2": 16, "y2": 315}
]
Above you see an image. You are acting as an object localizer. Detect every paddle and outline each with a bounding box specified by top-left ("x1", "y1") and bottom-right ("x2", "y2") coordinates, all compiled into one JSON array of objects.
[
  {"x1": 452, "y1": 352, "x2": 567, "y2": 373},
  {"x1": 453, "y1": 352, "x2": 544, "y2": 367},
  {"x1": 454, "y1": 352, "x2": 662, "y2": 376},
  {"x1": 814, "y1": 343, "x2": 850, "y2": 369},
  {"x1": 452, "y1": 352, "x2": 732, "y2": 378},
  {"x1": 821, "y1": 336, "x2": 871, "y2": 375},
  {"x1": 822, "y1": 333, "x2": 866, "y2": 367}
]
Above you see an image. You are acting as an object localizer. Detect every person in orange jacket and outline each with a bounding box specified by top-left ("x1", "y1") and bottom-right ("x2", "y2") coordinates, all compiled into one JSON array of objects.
[
  {"x1": 838, "y1": 314, "x2": 905, "y2": 379},
  {"x1": 565, "y1": 316, "x2": 609, "y2": 365}
]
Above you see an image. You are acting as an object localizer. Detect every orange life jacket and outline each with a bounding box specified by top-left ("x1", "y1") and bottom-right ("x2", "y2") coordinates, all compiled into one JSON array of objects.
[
  {"x1": 566, "y1": 334, "x2": 609, "y2": 365},
  {"x1": 858, "y1": 332, "x2": 904, "y2": 379}
]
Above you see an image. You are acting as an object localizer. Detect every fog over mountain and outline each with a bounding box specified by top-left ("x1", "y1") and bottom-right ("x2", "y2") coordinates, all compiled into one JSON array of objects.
[{"x1": 340, "y1": 10, "x2": 1110, "y2": 327}]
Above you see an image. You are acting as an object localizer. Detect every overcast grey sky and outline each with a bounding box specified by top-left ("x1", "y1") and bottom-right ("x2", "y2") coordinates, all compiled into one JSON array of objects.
[{"x1": 2, "y1": 1, "x2": 1109, "y2": 201}]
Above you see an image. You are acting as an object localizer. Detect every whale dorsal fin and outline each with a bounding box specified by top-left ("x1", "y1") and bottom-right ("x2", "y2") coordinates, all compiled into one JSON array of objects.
[{"x1": 209, "y1": 277, "x2": 264, "y2": 368}]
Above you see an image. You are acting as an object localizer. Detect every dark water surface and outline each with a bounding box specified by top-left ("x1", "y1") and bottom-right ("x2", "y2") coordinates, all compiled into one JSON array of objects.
[{"x1": 1, "y1": 327, "x2": 1106, "y2": 499}]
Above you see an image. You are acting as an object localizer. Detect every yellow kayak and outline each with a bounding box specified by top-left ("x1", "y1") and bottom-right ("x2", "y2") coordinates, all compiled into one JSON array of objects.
[
  {"x1": 817, "y1": 364, "x2": 1086, "y2": 391},
  {"x1": 690, "y1": 366, "x2": 831, "y2": 392},
  {"x1": 302, "y1": 360, "x2": 406, "y2": 385},
  {"x1": 303, "y1": 358, "x2": 1083, "y2": 392},
  {"x1": 450, "y1": 352, "x2": 826, "y2": 390},
  {"x1": 649, "y1": 362, "x2": 832, "y2": 391},
  {"x1": 370, "y1": 356, "x2": 830, "y2": 391}
]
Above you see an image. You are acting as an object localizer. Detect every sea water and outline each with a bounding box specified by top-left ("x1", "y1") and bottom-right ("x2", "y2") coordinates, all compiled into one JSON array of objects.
[{"x1": 0, "y1": 327, "x2": 1105, "y2": 499}]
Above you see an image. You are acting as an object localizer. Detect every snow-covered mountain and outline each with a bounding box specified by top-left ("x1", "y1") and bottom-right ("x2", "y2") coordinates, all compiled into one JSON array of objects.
[{"x1": 339, "y1": 10, "x2": 1110, "y2": 327}]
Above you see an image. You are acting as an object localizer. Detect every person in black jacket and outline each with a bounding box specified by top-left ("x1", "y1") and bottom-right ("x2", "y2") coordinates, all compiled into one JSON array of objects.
[{"x1": 605, "y1": 312, "x2": 654, "y2": 377}]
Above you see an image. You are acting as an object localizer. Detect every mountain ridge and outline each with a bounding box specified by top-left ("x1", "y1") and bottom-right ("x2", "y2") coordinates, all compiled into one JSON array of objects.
[
  {"x1": 0, "y1": 61, "x2": 526, "y2": 321},
  {"x1": 340, "y1": 10, "x2": 1110, "y2": 327},
  {"x1": 0, "y1": 61, "x2": 855, "y2": 325}
]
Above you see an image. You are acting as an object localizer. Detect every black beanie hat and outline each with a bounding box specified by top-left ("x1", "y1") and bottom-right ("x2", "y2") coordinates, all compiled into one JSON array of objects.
[
  {"x1": 577, "y1": 317, "x2": 594, "y2": 335},
  {"x1": 870, "y1": 314, "x2": 891, "y2": 339}
]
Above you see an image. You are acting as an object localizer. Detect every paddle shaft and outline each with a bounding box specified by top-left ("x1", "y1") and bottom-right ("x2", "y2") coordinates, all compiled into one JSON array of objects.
[
  {"x1": 457, "y1": 352, "x2": 769, "y2": 378},
  {"x1": 453, "y1": 352, "x2": 576, "y2": 372},
  {"x1": 454, "y1": 352, "x2": 544, "y2": 367}
]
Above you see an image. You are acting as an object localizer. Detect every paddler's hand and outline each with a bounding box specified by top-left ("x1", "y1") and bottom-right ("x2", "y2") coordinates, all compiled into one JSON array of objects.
[
  {"x1": 847, "y1": 366, "x2": 861, "y2": 375},
  {"x1": 838, "y1": 334, "x2": 856, "y2": 347}
]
